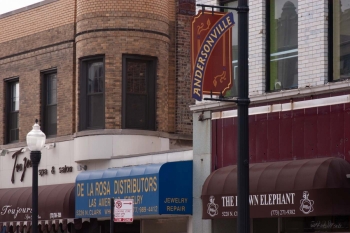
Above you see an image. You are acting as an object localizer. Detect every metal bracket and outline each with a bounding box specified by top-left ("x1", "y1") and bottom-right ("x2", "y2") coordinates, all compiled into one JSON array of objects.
[
  {"x1": 203, "y1": 90, "x2": 238, "y2": 103},
  {"x1": 197, "y1": 4, "x2": 239, "y2": 12}
]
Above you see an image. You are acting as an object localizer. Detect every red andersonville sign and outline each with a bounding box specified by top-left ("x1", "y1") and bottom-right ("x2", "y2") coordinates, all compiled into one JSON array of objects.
[{"x1": 191, "y1": 11, "x2": 234, "y2": 101}]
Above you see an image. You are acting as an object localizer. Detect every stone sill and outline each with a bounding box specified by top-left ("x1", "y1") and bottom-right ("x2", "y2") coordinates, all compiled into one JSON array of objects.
[{"x1": 0, "y1": 129, "x2": 192, "y2": 150}]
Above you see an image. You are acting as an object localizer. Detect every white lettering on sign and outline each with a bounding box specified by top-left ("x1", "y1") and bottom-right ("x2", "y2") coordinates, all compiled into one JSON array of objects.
[
  {"x1": 1, "y1": 205, "x2": 32, "y2": 219},
  {"x1": 221, "y1": 193, "x2": 296, "y2": 207},
  {"x1": 310, "y1": 221, "x2": 344, "y2": 229}
]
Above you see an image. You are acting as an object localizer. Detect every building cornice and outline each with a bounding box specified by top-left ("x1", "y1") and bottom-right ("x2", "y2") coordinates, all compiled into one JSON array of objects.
[{"x1": 190, "y1": 79, "x2": 350, "y2": 112}]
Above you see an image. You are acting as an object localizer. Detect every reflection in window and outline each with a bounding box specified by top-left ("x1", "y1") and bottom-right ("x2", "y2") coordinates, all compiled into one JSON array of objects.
[
  {"x1": 44, "y1": 72, "x2": 57, "y2": 137},
  {"x1": 79, "y1": 57, "x2": 105, "y2": 130},
  {"x1": 333, "y1": 0, "x2": 350, "y2": 81},
  {"x1": 122, "y1": 56, "x2": 156, "y2": 131},
  {"x1": 269, "y1": 0, "x2": 298, "y2": 91},
  {"x1": 87, "y1": 61, "x2": 104, "y2": 128}
]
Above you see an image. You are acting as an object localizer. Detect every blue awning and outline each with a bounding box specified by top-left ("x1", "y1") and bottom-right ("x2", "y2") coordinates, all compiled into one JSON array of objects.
[{"x1": 75, "y1": 161, "x2": 192, "y2": 218}]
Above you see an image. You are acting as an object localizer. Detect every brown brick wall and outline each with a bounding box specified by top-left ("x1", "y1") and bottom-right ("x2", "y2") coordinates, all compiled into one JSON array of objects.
[
  {"x1": 77, "y1": 0, "x2": 169, "y2": 20},
  {"x1": 0, "y1": 43, "x2": 75, "y2": 144},
  {"x1": 0, "y1": 24, "x2": 75, "y2": 59},
  {"x1": 0, "y1": 0, "x2": 75, "y2": 44},
  {"x1": 175, "y1": 12, "x2": 195, "y2": 135},
  {"x1": 75, "y1": 0, "x2": 174, "y2": 133},
  {"x1": 76, "y1": 30, "x2": 170, "y2": 132}
]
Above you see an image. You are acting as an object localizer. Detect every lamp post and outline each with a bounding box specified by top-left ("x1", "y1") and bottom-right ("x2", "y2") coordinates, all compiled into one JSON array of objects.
[{"x1": 26, "y1": 119, "x2": 46, "y2": 233}]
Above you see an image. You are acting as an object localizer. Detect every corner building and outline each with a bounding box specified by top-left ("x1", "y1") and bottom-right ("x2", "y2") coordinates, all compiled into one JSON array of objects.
[{"x1": 0, "y1": 0, "x2": 195, "y2": 233}]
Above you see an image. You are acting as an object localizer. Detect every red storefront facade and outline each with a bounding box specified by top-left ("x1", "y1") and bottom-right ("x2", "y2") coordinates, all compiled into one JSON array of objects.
[
  {"x1": 211, "y1": 91, "x2": 350, "y2": 170},
  {"x1": 197, "y1": 90, "x2": 350, "y2": 233}
]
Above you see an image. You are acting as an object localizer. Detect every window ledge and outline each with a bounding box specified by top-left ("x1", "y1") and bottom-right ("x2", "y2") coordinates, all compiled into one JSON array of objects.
[
  {"x1": 74, "y1": 129, "x2": 192, "y2": 141},
  {"x1": 0, "y1": 134, "x2": 73, "y2": 150}
]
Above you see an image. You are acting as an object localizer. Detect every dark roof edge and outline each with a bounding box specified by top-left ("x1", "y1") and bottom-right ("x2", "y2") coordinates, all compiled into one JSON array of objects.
[{"x1": 0, "y1": 0, "x2": 59, "y2": 19}]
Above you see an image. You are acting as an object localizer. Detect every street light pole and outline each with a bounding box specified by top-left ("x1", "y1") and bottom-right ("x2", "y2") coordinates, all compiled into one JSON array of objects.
[
  {"x1": 30, "y1": 151, "x2": 41, "y2": 233},
  {"x1": 27, "y1": 120, "x2": 46, "y2": 233},
  {"x1": 237, "y1": 1, "x2": 250, "y2": 233},
  {"x1": 198, "y1": 2, "x2": 250, "y2": 232}
]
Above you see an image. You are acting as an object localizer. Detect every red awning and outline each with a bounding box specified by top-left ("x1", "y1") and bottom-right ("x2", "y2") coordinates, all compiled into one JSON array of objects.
[
  {"x1": 0, "y1": 183, "x2": 75, "y2": 227},
  {"x1": 202, "y1": 157, "x2": 350, "y2": 218}
]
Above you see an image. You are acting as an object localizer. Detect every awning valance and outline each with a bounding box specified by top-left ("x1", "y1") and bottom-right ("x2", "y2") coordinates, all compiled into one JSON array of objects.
[
  {"x1": 202, "y1": 158, "x2": 350, "y2": 218},
  {"x1": 0, "y1": 183, "x2": 75, "y2": 223},
  {"x1": 75, "y1": 161, "x2": 193, "y2": 218}
]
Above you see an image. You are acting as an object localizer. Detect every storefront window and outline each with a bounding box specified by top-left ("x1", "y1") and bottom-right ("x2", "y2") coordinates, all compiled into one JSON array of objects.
[
  {"x1": 332, "y1": 0, "x2": 350, "y2": 81},
  {"x1": 253, "y1": 218, "x2": 278, "y2": 233},
  {"x1": 212, "y1": 218, "x2": 237, "y2": 233},
  {"x1": 268, "y1": 0, "x2": 298, "y2": 91},
  {"x1": 282, "y1": 216, "x2": 350, "y2": 232}
]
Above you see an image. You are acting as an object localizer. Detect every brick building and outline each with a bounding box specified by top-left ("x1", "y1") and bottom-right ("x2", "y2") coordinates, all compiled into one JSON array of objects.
[
  {"x1": 0, "y1": 0, "x2": 195, "y2": 233},
  {"x1": 191, "y1": 1, "x2": 350, "y2": 233}
]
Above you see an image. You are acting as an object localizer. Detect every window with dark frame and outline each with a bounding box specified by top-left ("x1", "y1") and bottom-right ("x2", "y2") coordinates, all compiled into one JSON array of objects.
[
  {"x1": 267, "y1": 0, "x2": 298, "y2": 91},
  {"x1": 79, "y1": 57, "x2": 105, "y2": 130},
  {"x1": 7, "y1": 80, "x2": 19, "y2": 143},
  {"x1": 122, "y1": 55, "x2": 156, "y2": 131},
  {"x1": 330, "y1": 0, "x2": 350, "y2": 81},
  {"x1": 43, "y1": 71, "x2": 57, "y2": 137}
]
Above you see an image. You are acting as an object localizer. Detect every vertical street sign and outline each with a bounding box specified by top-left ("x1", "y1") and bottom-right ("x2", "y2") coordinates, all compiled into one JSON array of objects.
[
  {"x1": 191, "y1": 11, "x2": 235, "y2": 101},
  {"x1": 113, "y1": 199, "x2": 134, "y2": 222}
]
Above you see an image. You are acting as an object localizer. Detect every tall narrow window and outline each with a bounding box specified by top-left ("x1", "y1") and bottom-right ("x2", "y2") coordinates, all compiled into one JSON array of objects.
[
  {"x1": 43, "y1": 72, "x2": 57, "y2": 136},
  {"x1": 7, "y1": 80, "x2": 19, "y2": 143},
  {"x1": 331, "y1": 0, "x2": 350, "y2": 81},
  {"x1": 122, "y1": 55, "x2": 156, "y2": 130},
  {"x1": 79, "y1": 57, "x2": 105, "y2": 130},
  {"x1": 267, "y1": 0, "x2": 298, "y2": 91}
]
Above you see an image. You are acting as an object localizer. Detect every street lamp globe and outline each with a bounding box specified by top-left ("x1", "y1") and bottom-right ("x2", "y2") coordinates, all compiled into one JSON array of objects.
[{"x1": 26, "y1": 119, "x2": 46, "y2": 151}]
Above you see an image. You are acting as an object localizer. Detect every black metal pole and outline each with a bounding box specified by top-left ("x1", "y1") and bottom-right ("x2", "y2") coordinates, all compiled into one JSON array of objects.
[
  {"x1": 110, "y1": 198, "x2": 114, "y2": 233},
  {"x1": 30, "y1": 151, "x2": 41, "y2": 233},
  {"x1": 237, "y1": 0, "x2": 250, "y2": 233}
]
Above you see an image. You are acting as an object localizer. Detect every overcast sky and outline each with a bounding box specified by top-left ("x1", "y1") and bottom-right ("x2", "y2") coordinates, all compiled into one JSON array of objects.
[{"x1": 0, "y1": 0, "x2": 43, "y2": 15}]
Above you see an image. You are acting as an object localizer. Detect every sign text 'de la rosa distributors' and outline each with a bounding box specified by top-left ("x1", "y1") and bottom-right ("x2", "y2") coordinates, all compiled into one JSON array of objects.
[{"x1": 114, "y1": 199, "x2": 134, "y2": 222}]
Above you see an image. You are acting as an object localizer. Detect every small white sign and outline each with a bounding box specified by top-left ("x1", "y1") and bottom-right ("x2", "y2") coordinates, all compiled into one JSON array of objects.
[{"x1": 114, "y1": 199, "x2": 134, "y2": 222}]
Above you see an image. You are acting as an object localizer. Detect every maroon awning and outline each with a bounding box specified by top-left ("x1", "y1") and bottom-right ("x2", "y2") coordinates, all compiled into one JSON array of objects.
[
  {"x1": 0, "y1": 183, "x2": 75, "y2": 223},
  {"x1": 202, "y1": 157, "x2": 350, "y2": 218}
]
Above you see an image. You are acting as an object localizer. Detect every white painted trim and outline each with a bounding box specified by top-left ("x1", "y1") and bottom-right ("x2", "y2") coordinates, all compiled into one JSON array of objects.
[
  {"x1": 271, "y1": 49, "x2": 298, "y2": 57},
  {"x1": 211, "y1": 94, "x2": 350, "y2": 120},
  {"x1": 190, "y1": 80, "x2": 350, "y2": 112},
  {"x1": 270, "y1": 55, "x2": 298, "y2": 62}
]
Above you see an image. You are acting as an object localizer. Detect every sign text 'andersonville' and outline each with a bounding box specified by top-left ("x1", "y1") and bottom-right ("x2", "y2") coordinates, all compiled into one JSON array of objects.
[{"x1": 191, "y1": 11, "x2": 234, "y2": 101}]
